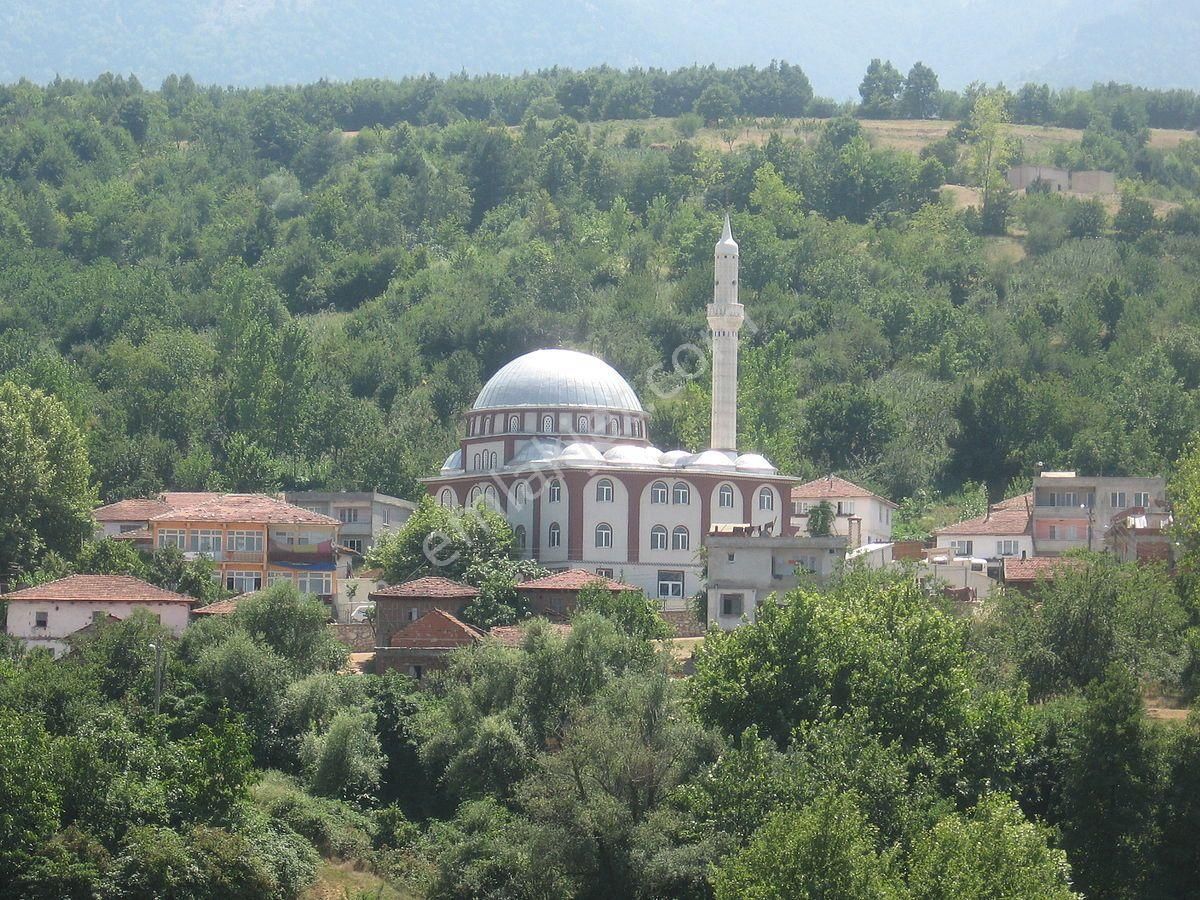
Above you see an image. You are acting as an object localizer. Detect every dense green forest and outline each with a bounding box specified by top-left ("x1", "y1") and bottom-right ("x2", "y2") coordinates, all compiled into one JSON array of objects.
[{"x1": 4, "y1": 63, "x2": 1200, "y2": 893}]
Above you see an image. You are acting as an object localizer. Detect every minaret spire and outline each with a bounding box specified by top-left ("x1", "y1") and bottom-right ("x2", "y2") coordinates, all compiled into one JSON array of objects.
[{"x1": 707, "y1": 214, "x2": 743, "y2": 451}]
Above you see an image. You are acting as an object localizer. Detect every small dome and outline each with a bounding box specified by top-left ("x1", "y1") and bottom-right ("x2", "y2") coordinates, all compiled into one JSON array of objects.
[
  {"x1": 511, "y1": 438, "x2": 562, "y2": 465},
  {"x1": 558, "y1": 442, "x2": 605, "y2": 463},
  {"x1": 440, "y1": 449, "x2": 463, "y2": 473},
  {"x1": 659, "y1": 450, "x2": 693, "y2": 467},
  {"x1": 735, "y1": 453, "x2": 777, "y2": 474},
  {"x1": 473, "y1": 349, "x2": 643, "y2": 413},
  {"x1": 604, "y1": 445, "x2": 661, "y2": 466},
  {"x1": 689, "y1": 449, "x2": 738, "y2": 470}
]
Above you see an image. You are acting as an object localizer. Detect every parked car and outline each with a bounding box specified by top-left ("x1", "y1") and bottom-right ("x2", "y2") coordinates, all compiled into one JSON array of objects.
[{"x1": 349, "y1": 604, "x2": 374, "y2": 624}]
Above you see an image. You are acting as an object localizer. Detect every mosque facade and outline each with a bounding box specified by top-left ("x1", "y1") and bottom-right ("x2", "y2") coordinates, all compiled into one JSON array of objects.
[{"x1": 423, "y1": 218, "x2": 797, "y2": 605}]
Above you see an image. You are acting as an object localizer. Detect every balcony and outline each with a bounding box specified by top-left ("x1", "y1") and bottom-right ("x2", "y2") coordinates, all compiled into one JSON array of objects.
[
  {"x1": 268, "y1": 544, "x2": 337, "y2": 566},
  {"x1": 181, "y1": 549, "x2": 265, "y2": 563}
]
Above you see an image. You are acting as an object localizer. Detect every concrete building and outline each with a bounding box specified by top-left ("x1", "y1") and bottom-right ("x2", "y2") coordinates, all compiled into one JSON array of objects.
[
  {"x1": 918, "y1": 546, "x2": 996, "y2": 601},
  {"x1": 790, "y1": 475, "x2": 896, "y2": 546},
  {"x1": 1007, "y1": 164, "x2": 1070, "y2": 192},
  {"x1": 148, "y1": 494, "x2": 341, "y2": 602},
  {"x1": 423, "y1": 220, "x2": 798, "y2": 607},
  {"x1": 2, "y1": 575, "x2": 194, "y2": 656},
  {"x1": 284, "y1": 491, "x2": 414, "y2": 557},
  {"x1": 1105, "y1": 507, "x2": 1174, "y2": 565},
  {"x1": 1031, "y1": 472, "x2": 1167, "y2": 555},
  {"x1": 704, "y1": 527, "x2": 849, "y2": 630},
  {"x1": 933, "y1": 493, "x2": 1034, "y2": 561},
  {"x1": 1068, "y1": 170, "x2": 1117, "y2": 194}
]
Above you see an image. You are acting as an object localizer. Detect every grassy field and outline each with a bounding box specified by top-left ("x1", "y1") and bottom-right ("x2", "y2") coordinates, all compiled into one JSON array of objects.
[{"x1": 303, "y1": 861, "x2": 422, "y2": 900}]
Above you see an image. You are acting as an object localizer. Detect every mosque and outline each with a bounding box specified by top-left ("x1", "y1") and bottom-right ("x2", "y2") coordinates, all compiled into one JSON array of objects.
[{"x1": 423, "y1": 217, "x2": 797, "y2": 605}]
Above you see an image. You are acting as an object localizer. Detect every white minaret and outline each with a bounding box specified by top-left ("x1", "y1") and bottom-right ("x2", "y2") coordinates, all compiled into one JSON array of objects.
[{"x1": 707, "y1": 214, "x2": 743, "y2": 451}]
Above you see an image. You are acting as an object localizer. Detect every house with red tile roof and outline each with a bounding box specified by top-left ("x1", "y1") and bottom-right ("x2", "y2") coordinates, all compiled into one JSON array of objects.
[
  {"x1": 790, "y1": 475, "x2": 897, "y2": 546},
  {"x1": 369, "y1": 576, "x2": 481, "y2": 644},
  {"x1": 148, "y1": 494, "x2": 341, "y2": 601},
  {"x1": 2, "y1": 575, "x2": 194, "y2": 656},
  {"x1": 516, "y1": 568, "x2": 638, "y2": 619},
  {"x1": 933, "y1": 492, "x2": 1034, "y2": 562},
  {"x1": 374, "y1": 609, "x2": 486, "y2": 678},
  {"x1": 1001, "y1": 555, "x2": 1085, "y2": 592}
]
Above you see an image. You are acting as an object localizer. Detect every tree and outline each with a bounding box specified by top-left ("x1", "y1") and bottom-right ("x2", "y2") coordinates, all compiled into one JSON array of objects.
[
  {"x1": 301, "y1": 710, "x2": 386, "y2": 803},
  {"x1": 574, "y1": 581, "x2": 671, "y2": 640},
  {"x1": 807, "y1": 500, "x2": 834, "y2": 536},
  {"x1": 0, "y1": 711, "x2": 62, "y2": 883},
  {"x1": 231, "y1": 581, "x2": 347, "y2": 675},
  {"x1": 858, "y1": 59, "x2": 904, "y2": 118},
  {"x1": 965, "y1": 90, "x2": 1016, "y2": 234},
  {"x1": 367, "y1": 495, "x2": 516, "y2": 584},
  {"x1": 907, "y1": 794, "x2": 1078, "y2": 899},
  {"x1": 0, "y1": 382, "x2": 96, "y2": 579},
  {"x1": 714, "y1": 793, "x2": 903, "y2": 899},
  {"x1": 1114, "y1": 192, "x2": 1156, "y2": 241},
  {"x1": 900, "y1": 63, "x2": 940, "y2": 119},
  {"x1": 1172, "y1": 436, "x2": 1200, "y2": 574},
  {"x1": 802, "y1": 384, "x2": 896, "y2": 471},
  {"x1": 695, "y1": 83, "x2": 738, "y2": 125}
]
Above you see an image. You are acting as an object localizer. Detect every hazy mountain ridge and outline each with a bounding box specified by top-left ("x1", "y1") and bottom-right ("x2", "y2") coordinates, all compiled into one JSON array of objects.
[{"x1": 1, "y1": 0, "x2": 1197, "y2": 94}]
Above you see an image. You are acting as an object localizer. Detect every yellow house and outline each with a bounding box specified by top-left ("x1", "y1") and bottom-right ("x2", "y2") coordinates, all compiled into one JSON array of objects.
[{"x1": 148, "y1": 494, "x2": 341, "y2": 601}]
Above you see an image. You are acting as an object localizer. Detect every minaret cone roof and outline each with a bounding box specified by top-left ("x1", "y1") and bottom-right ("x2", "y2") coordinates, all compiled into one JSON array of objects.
[{"x1": 717, "y1": 213, "x2": 738, "y2": 252}]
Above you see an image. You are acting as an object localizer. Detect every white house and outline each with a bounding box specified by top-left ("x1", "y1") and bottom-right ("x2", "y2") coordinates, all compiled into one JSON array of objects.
[
  {"x1": 2, "y1": 574, "x2": 194, "y2": 656},
  {"x1": 933, "y1": 493, "x2": 1034, "y2": 561},
  {"x1": 790, "y1": 475, "x2": 896, "y2": 546}
]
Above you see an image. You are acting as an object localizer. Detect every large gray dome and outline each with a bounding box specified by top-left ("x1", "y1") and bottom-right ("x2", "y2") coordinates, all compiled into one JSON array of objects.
[{"x1": 473, "y1": 349, "x2": 644, "y2": 412}]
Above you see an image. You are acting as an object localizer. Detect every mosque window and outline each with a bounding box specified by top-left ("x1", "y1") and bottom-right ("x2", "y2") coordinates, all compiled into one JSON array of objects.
[
  {"x1": 607, "y1": 418, "x2": 620, "y2": 435},
  {"x1": 513, "y1": 482, "x2": 527, "y2": 507},
  {"x1": 650, "y1": 482, "x2": 668, "y2": 504},
  {"x1": 490, "y1": 451, "x2": 498, "y2": 469},
  {"x1": 439, "y1": 489, "x2": 454, "y2": 507},
  {"x1": 469, "y1": 418, "x2": 476, "y2": 436},
  {"x1": 548, "y1": 523, "x2": 561, "y2": 548},
  {"x1": 673, "y1": 483, "x2": 691, "y2": 505},
  {"x1": 542, "y1": 415, "x2": 555, "y2": 433},
  {"x1": 577, "y1": 415, "x2": 589, "y2": 433},
  {"x1": 470, "y1": 486, "x2": 482, "y2": 504},
  {"x1": 672, "y1": 526, "x2": 690, "y2": 551},
  {"x1": 509, "y1": 415, "x2": 521, "y2": 432},
  {"x1": 595, "y1": 523, "x2": 613, "y2": 549},
  {"x1": 549, "y1": 480, "x2": 562, "y2": 503},
  {"x1": 596, "y1": 479, "x2": 614, "y2": 502},
  {"x1": 473, "y1": 453, "x2": 481, "y2": 470},
  {"x1": 484, "y1": 485, "x2": 498, "y2": 508},
  {"x1": 759, "y1": 488, "x2": 774, "y2": 511},
  {"x1": 719, "y1": 484, "x2": 734, "y2": 508},
  {"x1": 650, "y1": 525, "x2": 668, "y2": 550},
  {"x1": 515, "y1": 525, "x2": 526, "y2": 550}
]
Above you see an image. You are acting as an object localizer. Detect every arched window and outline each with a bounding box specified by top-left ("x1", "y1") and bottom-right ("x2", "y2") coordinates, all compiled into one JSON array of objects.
[
  {"x1": 672, "y1": 526, "x2": 690, "y2": 551},
  {"x1": 549, "y1": 479, "x2": 562, "y2": 503},
  {"x1": 513, "y1": 482, "x2": 527, "y2": 508},
  {"x1": 473, "y1": 453, "x2": 481, "y2": 470},
  {"x1": 509, "y1": 415, "x2": 520, "y2": 432},
  {"x1": 673, "y1": 482, "x2": 691, "y2": 505},
  {"x1": 469, "y1": 485, "x2": 482, "y2": 504},
  {"x1": 515, "y1": 525, "x2": 526, "y2": 549},
  {"x1": 596, "y1": 478, "x2": 614, "y2": 502},
  {"x1": 548, "y1": 523, "x2": 561, "y2": 548},
  {"x1": 595, "y1": 523, "x2": 613, "y2": 549},
  {"x1": 650, "y1": 525, "x2": 668, "y2": 550},
  {"x1": 577, "y1": 415, "x2": 589, "y2": 434},
  {"x1": 469, "y1": 418, "x2": 477, "y2": 436},
  {"x1": 718, "y1": 484, "x2": 734, "y2": 508},
  {"x1": 650, "y1": 481, "x2": 668, "y2": 504},
  {"x1": 439, "y1": 489, "x2": 454, "y2": 507},
  {"x1": 490, "y1": 451, "x2": 498, "y2": 469},
  {"x1": 484, "y1": 485, "x2": 498, "y2": 508},
  {"x1": 607, "y1": 418, "x2": 619, "y2": 435},
  {"x1": 542, "y1": 414, "x2": 555, "y2": 433},
  {"x1": 759, "y1": 487, "x2": 774, "y2": 511}
]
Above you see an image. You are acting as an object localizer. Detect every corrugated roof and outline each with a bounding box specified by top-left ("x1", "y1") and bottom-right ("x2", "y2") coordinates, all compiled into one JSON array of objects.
[
  {"x1": 791, "y1": 475, "x2": 896, "y2": 507},
  {"x1": 516, "y1": 569, "x2": 638, "y2": 592},
  {"x1": 3, "y1": 574, "x2": 195, "y2": 604},
  {"x1": 371, "y1": 576, "x2": 480, "y2": 599},
  {"x1": 150, "y1": 494, "x2": 339, "y2": 525}
]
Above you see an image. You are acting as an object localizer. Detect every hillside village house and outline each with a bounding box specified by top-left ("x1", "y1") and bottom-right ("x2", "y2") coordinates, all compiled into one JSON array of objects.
[
  {"x1": 147, "y1": 494, "x2": 341, "y2": 601},
  {"x1": 933, "y1": 493, "x2": 1035, "y2": 561},
  {"x1": 422, "y1": 219, "x2": 799, "y2": 606},
  {"x1": 1031, "y1": 472, "x2": 1167, "y2": 555},
  {"x1": 284, "y1": 491, "x2": 414, "y2": 556},
  {"x1": 2, "y1": 575, "x2": 194, "y2": 656},
  {"x1": 789, "y1": 475, "x2": 896, "y2": 546}
]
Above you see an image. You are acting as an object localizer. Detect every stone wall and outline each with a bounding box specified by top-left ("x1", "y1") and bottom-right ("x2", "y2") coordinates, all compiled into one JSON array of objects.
[{"x1": 328, "y1": 622, "x2": 375, "y2": 652}]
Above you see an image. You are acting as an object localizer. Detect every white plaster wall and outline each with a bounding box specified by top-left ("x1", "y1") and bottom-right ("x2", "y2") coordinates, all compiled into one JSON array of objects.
[
  {"x1": 582, "y1": 475, "x2": 629, "y2": 565},
  {"x1": 638, "y1": 478, "x2": 702, "y2": 568},
  {"x1": 6, "y1": 600, "x2": 191, "y2": 657},
  {"x1": 467, "y1": 441, "x2": 506, "y2": 472},
  {"x1": 539, "y1": 481, "x2": 569, "y2": 564},
  {"x1": 709, "y1": 482, "x2": 745, "y2": 526},
  {"x1": 935, "y1": 533, "x2": 1034, "y2": 559},
  {"x1": 506, "y1": 479, "x2": 536, "y2": 557},
  {"x1": 749, "y1": 485, "x2": 783, "y2": 532},
  {"x1": 612, "y1": 562, "x2": 704, "y2": 606}
]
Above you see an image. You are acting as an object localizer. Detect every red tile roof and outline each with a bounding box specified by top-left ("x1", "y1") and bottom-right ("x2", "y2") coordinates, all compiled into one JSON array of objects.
[
  {"x1": 2, "y1": 575, "x2": 195, "y2": 604},
  {"x1": 160, "y1": 491, "x2": 224, "y2": 509},
  {"x1": 371, "y1": 576, "x2": 480, "y2": 599},
  {"x1": 111, "y1": 527, "x2": 152, "y2": 541},
  {"x1": 791, "y1": 475, "x2": 896, "y2": 507},
  {"x1": 191, "y1": 596, "x2": 250, "y2": 616},
  {"x1": 94, "y1": 498, "x2": 173, "y2": 521},
  {"x1": 1002, "y1": 556, "x2": 1083, "y2": 583},
  {"x1": 516, "y1": 569, "x2": 638, "y2": 593},
  {"x1": 388, "y1": 609, "x2": 484, "y2": 650},
  {"x1": 489, "y1": 621, "x2": 573, "y2": 647},
  {"x1": 150, "y1": 494, "x2": 339, "y2": 526},
  {"x1": 935, "y1": 493, "x2": 1032, "y2": 537}
]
